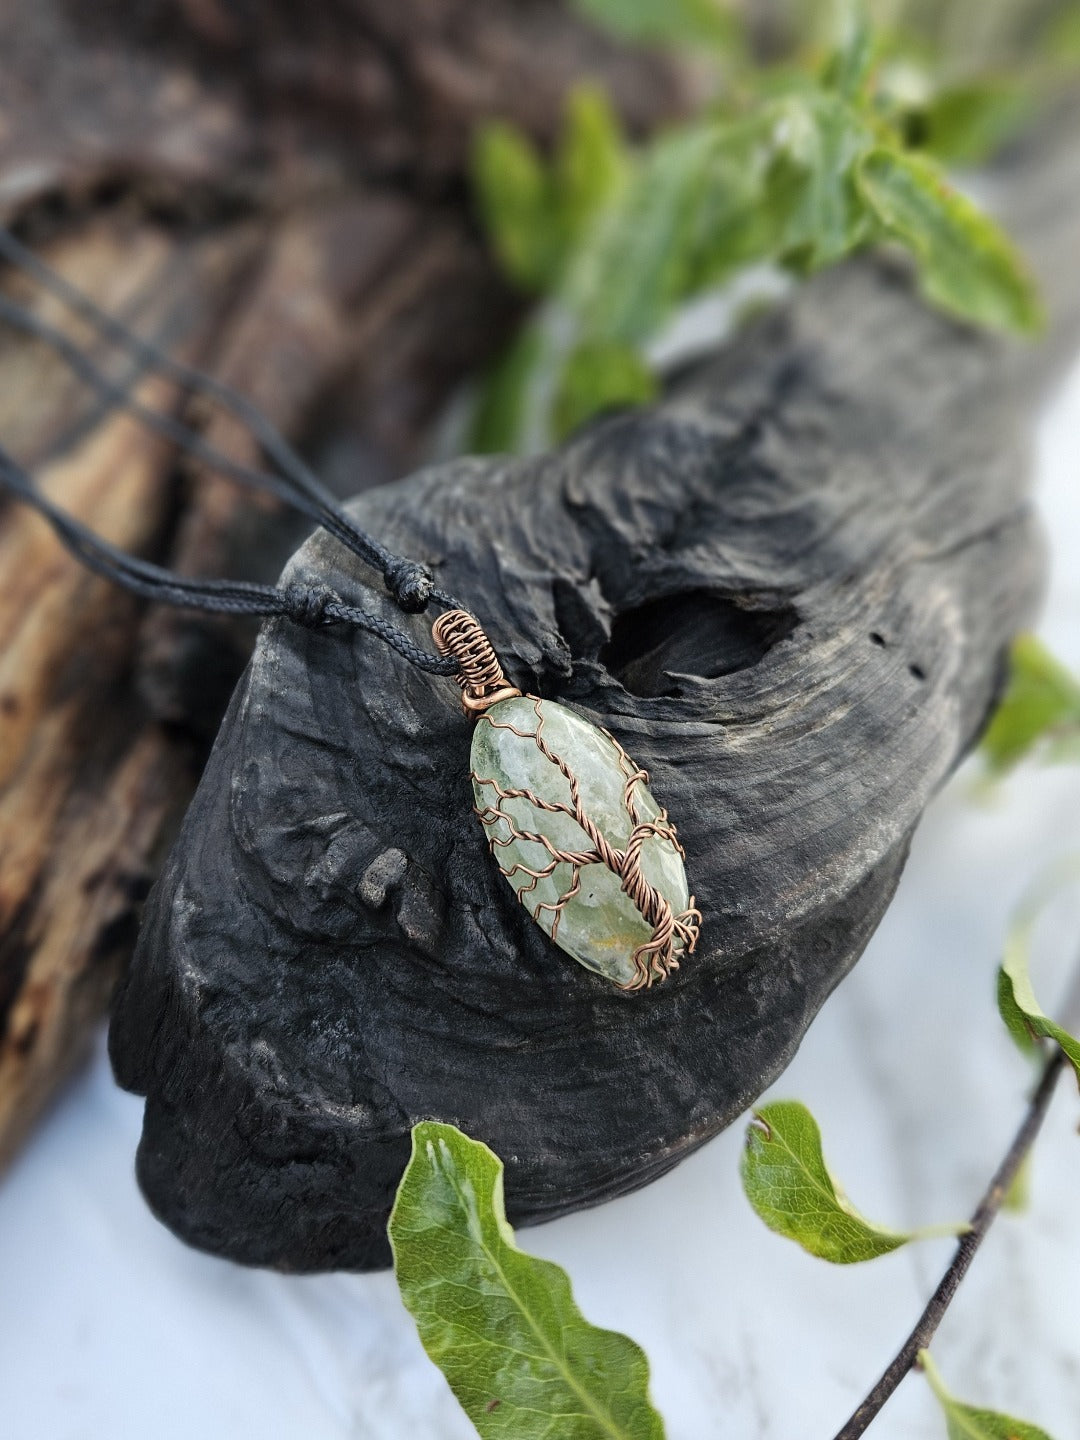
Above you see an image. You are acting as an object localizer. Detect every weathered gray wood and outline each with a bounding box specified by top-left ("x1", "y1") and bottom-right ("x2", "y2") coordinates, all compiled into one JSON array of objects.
[{"x1": 109, "y1": 123, "x2": 1080, "y2": 1272}]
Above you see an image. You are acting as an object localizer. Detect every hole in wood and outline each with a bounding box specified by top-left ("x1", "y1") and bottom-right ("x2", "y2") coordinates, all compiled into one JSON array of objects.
[{"x1": 601, "y1": 590, "x2": 798, "y2": 698}]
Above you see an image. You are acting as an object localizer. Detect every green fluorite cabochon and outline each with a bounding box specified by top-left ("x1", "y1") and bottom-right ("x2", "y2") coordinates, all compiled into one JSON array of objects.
[{"x1": 469, "y1": 695, "x2": 697, "y2": 988}]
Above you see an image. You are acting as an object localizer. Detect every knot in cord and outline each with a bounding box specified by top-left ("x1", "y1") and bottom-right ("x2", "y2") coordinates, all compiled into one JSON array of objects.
[
  {"x1": 383, "y1": 558, "x2": 433, "y2": 614},
  {"x1": 282, "y1": 584, "x2": 339, "y2": 628}
]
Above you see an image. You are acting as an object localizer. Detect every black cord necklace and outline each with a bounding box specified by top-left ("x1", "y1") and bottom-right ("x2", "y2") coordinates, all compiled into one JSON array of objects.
[
  {"x1": 0, "y1": 225, "x2": 459, "y2": 674},
  {"x1": 0, "y1": 226, "x2": 699, "y2": 991}
]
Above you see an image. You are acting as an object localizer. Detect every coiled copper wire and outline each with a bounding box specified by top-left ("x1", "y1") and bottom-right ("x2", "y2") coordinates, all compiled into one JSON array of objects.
[{"x1": 432, "y1": 609, "x2": 522, "y2": 715}]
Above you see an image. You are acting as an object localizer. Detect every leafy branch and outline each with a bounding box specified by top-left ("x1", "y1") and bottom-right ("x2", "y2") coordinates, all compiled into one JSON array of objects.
[
  {"x1": 741, "y1": 1100, "x2": 971, "y2": 1264},
  {"x1": 830, "y1": 1041, "x2": 1069, "y2": 1439},
  {"x1": 387, "y1": 910, "x2": 1080, "y2": 1440},
  {"x1": 753, "y1": 853, "x2": 1080, "y2": 1438},
  {"x1": 468, "y1": 6, "x2": 1044, "y2": 453},
  {"x1": 918, "y1": 1349, "x2": 1058, "y2": 1440}
]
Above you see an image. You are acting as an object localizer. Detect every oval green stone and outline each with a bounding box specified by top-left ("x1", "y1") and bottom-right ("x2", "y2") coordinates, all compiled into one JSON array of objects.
[{"x1": 470, "y1": 695, "x2": 690, "y2": 987}]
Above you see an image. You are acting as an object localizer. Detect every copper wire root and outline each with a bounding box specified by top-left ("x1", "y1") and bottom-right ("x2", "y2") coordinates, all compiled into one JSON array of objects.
[{"x1": 472, "y1": 696, "x2": 700, "y2": 990}]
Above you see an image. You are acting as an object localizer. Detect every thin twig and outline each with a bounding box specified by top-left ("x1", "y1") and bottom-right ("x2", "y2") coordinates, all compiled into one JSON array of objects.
[{"x1": 830, "y1": 1044, "x2": 1069, "y2": 1440}]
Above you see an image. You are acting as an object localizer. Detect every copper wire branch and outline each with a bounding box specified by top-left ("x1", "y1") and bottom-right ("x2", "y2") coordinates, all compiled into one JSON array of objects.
[{"x1": 473, "y1": 696, "x2": 700, "y2": 990}]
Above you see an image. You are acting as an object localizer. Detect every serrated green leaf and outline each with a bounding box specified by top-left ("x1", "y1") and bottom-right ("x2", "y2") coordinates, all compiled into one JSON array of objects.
[
  {"x1": 981, "y1": 635, "x2": 1080, "y2": 775},
  {"x1": 997, "y1": 859, "x2": 1080, "y2": 1083},
  {"x1": 390, "y1": 1122, "x2": 666, "y2": 1440},
  {"x1": 920, "y1": 1349, "x2": 1058, "y2": 1440},
  {"x1": 571, "y1": 0, "x2": 739, "y2": 52},
  {"x1": 742, "y1": 1100, "x2": 916, "y2": 1262},
  {"x1": 553, "y1": 340, "x2": 658, "y2": 441},
  {"x1": 856, "y1": 146, "x2": 1044, "y2": 334}
]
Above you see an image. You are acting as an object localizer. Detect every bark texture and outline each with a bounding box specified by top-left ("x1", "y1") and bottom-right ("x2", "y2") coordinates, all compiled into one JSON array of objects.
[{"x1": 109, "y1": 108, "x2": 1080, "y2": 1268}]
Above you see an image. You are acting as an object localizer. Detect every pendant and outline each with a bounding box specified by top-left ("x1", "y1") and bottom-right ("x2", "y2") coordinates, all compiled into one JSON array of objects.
[{"x1": 433, "y1": 610, "x2": 700, "y2": 990}]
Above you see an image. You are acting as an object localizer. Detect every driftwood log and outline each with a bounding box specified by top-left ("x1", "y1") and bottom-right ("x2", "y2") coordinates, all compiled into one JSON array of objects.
[
  {"x1": 0, "y1": 0, "x2": 682, "y2": 1169},
  {"x1": 109, "y1": 118, "x2": 1080, "y2": 1270}
]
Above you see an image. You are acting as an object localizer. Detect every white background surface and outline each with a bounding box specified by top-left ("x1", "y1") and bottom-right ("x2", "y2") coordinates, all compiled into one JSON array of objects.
[{"x1": 2, "y1": 355, "x2": 1079, "y2": 1440}]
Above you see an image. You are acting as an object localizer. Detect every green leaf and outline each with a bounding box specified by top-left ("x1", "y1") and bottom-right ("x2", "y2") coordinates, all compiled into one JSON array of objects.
[
  {"x1": 1002, "y1": 1151, "x2": 1032, "y2": 1214},
  {"x1": 659, "y1": 90, "x2": 878, "y2": 291},
  {"x1": 917, "y1": 79, "x2": 1033, "y2": 165},
  {"x1": 920, "y1": 1349, "x2": 1058, "y2": 1440},
  {"x1": 471, "y1": 28, "x2": 1044, "y2": 452},
  {"x1": 555, "y1": 88, "x2": 630, "y2": 254},
  {"x1": 571, "y1": 0, "x2": 739, "y2": 53},
  {"x1": 821, "y1": 5, "x2": 877, "y2": 101},
  {"x1": 1041, "y1": 5, "x2": 1080, "y2": 63},
  {"x1": 742, "y1": 1100, "x2": 920, "y2": 1263},
  {"x1": 755, "y1": 91, "x2": 877, "y2": 272},
  {"x1": 471, "y1": 121, "x2": 727, "y2": 452},
  {"x1": 571, "y1": 122, "x2": 728, "y2": 346},
  {"x1": 390, "y1": 1122, "x2": 666, "y2": 1440},
  {"x1": 552, "y1": 340, "x2": 658, "y2": 441},
  {"x1": 473, "y1": 90, "x2": 630, "y2": 298},
  {"x1": 473, "y1": 123, "x2": 560, "y2": 292},
  {"x1": 468, "y1": 328, "x2": 546, "y2": 455},
  {"x1": 997, "y1": 859, "x2": 1080, "y2": 1084},
  {"x1": 472, "y1": 90, "x2": 882, "y2": 450},
  {"x1": 981, "y1": 635, "x2": 1080, "y2": 775},
  {"x1": 856, "y1": 146, "x2": 1044, "y2": 334}
]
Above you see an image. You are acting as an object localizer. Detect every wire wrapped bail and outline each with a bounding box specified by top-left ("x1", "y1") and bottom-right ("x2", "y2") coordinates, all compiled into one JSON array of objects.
[{"x1": 432, "y1": 609, "x2": 523, "y2": 717}]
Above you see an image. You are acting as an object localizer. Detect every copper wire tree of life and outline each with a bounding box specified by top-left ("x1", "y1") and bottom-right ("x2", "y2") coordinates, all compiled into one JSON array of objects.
[{"x1": 471, "y1": 696, "x2": 701, "y2": 990}]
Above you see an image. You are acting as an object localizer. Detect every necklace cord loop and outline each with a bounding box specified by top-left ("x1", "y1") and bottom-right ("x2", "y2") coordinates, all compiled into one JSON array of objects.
[{"x1": 0, "y1": 225, "x2": 462, "y2": 677}]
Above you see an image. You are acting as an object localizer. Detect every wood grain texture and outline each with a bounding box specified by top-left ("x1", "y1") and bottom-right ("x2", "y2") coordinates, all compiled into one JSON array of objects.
[
  {"x1": 110, "y1": 122, "x2": 1080, "y2": 1265},
  {"x1": 0, "y1": 223, "x2": 238, "y2": 1169}
]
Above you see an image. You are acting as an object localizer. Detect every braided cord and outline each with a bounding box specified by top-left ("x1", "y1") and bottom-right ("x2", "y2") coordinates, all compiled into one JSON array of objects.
[{"x1": 0, "y1": 225, "x2": 462, "y2": 671}]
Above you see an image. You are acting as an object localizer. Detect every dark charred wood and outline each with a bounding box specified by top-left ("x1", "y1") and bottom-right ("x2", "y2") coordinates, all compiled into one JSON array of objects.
[{"x1": 109, "y1": 116, "x2": 1080, "y2": 1270}]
